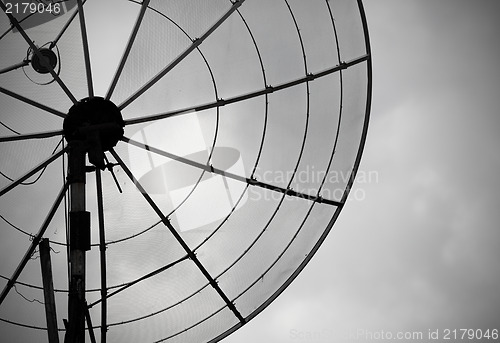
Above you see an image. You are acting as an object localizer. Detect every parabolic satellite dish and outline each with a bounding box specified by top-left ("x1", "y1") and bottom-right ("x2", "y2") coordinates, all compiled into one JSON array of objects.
[{"x1": 0, "y1": 0, "x2": 371, "y2": 342}]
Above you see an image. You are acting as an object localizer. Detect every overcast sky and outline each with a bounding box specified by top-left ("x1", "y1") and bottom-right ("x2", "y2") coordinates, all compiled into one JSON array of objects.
[{"x1": 224, "y1": 1, "x2": 500, "y2": 342}]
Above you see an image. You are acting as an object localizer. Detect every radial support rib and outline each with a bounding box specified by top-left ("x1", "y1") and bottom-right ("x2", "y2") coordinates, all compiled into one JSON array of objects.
[
  {"x1": 0, "y1": 182, "x2": 69, "y2": 307},
  {"x1": 118, "y1": 0, "x2": 245, "y2": 110},
  {"x1": 0, "y1": 130, "x2": 64, "y2": 142},
  {"x1": 0, "y1": 60, "x2": 30, "y2": 74},
  {"x1": 110, "y1": 149, "x2": 246, "y2": 324},
  {"x1": 0, "y1": 147, "x2": 68, "y2": 197},
  {"x1": 0, "y1": 86, "x2": 67, "y2": 119},
  {"x1": 51, "y1": 0, "x2": 87, "y2": 49},
  {"x1": 124, "y1": 54, "x2": 369, "y2": 126},
  {"x1": 87, "y1": 255, "x2": 189, "y2": 309},
  {"x1": 77, "y1": 0, "x2": 94, "y2": 98},
  {"x1": 106, "y1": 0, "x2": 151, "y2": 100},
  {"x1": 123, "y1": 137, "x2": 342, "y2": 206}
]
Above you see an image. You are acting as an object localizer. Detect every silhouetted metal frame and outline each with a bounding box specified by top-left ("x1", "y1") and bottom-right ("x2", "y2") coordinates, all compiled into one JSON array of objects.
[
  {"x1": 110, "y1": 148, "x2": 246, "y2": 324},
  {"x1": 0, "y1": 0, "x2": 86, "y2": 123},
  {"x1": 157, "y1": 1, "x2": 354, "y2": 339},
  {"x1": 84, "y1": 0, "x2": 364, "y2": 338},
  {"x1": 102, "y1": 1, "x2": 356, "y2": 340},
  {"x1": 209, "y1": 1, "x2": 372, "y2": 341},
  {"x1": 99, "y1": 0, "x2": 269, "y2": 254},
  {"x1": 124, "y1": 54, "x2": 368, "y2": 126},
  {"x1": 80, "y1": 2, "x2": 274, "y2": 332},
  {"x1": 117, "y1": 0, "x2": 246, "y2": 111},
  {"x1": 122, "y1": 2, "x2": 226, "y2": 227},
  {"x1": 0, "y1": 0, "x2": 371, "y2": 339},
  {"x1": 0, "y1": 2, "x2": 77, "y2": 104},
  {"x1": 123, "y1": 137, "x2": 343, "y2": 207}
]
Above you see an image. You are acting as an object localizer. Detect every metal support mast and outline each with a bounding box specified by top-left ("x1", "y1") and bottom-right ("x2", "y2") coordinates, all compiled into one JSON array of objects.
[
  {"x1": 65, "y1": 142, "x2": 90, "y2": 343},
  {"x1": 62, "y1": 96, "x2": 124, "y2": 342}
]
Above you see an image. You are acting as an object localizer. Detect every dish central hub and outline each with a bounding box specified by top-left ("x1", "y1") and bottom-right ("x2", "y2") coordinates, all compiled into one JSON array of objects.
[
  {"x1": 64, "y1": 97, "x2": 124, "y2": 169},
  {"x1": 31, "y1": 48, "x2": 58, "y2": 74}
]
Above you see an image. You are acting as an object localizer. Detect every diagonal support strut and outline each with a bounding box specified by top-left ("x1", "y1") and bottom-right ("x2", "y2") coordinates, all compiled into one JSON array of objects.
[
  {"x1": 110, "y1": 149, "x2": 246, "y2": 324},
  {"x1": 0, "y1": 182, "x2": 69, "y2": 306}
]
